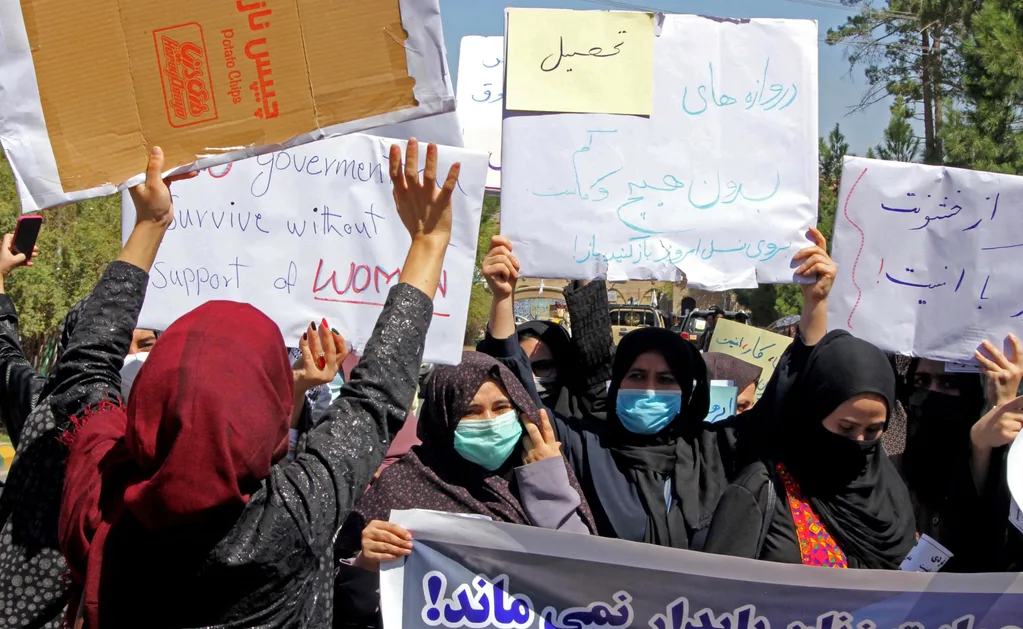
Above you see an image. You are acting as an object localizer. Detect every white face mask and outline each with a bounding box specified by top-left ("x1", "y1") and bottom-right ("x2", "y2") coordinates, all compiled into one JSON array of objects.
[{"x1": 120, "y1": 352, "x2": 149, "y2": 402}]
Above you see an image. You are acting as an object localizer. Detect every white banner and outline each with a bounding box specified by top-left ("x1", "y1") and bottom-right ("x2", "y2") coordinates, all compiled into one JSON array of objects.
[
  {"x1": 381, "y1": 510, "x2": 1023, "y2": 629},
  {"x1": 455, "y1": 36, "x2": 504, "y2": 191},
  {"x1": 121, "y1": 134, "x2": 488, "y2": 365},
  {"x1": 500, "y1": 14, "x2": 819, "y2": 289},
  {"x1": 829, "y1": 156, "x2": 1023, "y2": 361}
]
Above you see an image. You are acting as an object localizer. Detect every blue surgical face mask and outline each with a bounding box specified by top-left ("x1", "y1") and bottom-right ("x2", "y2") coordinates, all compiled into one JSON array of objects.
[
  {"x1": 616, "y1": 389, "x2": 683, "y2": 435},
  {"x1": 453, "y1": 410, "x2": 523, "y2": 471}
]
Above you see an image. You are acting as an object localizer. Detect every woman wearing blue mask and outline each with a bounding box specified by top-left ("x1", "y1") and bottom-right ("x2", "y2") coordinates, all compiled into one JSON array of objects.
[
  {"x1": 476, "y1": 228, "x2": 839, "y2": 550},
  {"x1": 335, "y1": 351, "x2": 595, "y2": 573}
]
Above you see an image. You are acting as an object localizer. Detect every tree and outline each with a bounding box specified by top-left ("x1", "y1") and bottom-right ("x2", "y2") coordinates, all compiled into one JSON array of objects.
[
  {"x1": 942, "y1": 0, "x2": 1023, "y2": 174},
  {"x1": 463, "y1": 196, "x2": 501, "y2": 346},
  {"x1": 0, "y1": 154, "x2": 121, "y2": 371},
  {"x1": 876, "y1": 96, "x2": 921, "y2": 162},
  {"x1": 827, "y1": 0, "x2": 980, "y2": 164}
]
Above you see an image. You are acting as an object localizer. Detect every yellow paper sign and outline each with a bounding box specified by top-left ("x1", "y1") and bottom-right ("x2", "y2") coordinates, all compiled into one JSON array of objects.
[
  {"x1": 708, "y1": 319, "x2": 794, "y2": 401},
  {"x1": 505, "y1": 8, "x2": 655, "y2": 116}
]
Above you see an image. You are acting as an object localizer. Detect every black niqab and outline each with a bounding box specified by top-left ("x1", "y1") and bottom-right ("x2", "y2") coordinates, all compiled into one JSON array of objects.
[{"x1": 778, "y1": 330, "x2": 916, "y2": 569}]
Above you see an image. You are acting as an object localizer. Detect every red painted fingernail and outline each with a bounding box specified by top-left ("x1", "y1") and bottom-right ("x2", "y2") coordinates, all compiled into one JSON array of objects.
[{"x1": 321, "y1": 318, "x2": 329, "y2": 329}]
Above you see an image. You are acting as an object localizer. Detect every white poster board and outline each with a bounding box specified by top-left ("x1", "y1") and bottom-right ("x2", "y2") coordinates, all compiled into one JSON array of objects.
[
  {"x1": 500, "y1": 14, "x2": 819, "y2": 289},
  {"x1": 372, "y1": 112, "x2": 464, "y2": 149},
  {"x1": 456, "y1": 36, "x2": 504, "y2": 191},
  {"x1": 121, "y1": 134, "x2": 488, "y2": 365},
  {"x1": 829, "y1": 157, "x2": 1023, "y2": 361}
]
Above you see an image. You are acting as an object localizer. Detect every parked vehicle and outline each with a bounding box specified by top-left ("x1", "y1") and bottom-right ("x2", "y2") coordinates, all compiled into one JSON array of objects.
[
  {"x1": 609, "y1": 305, "x2": 666, "y2": 344},
  {"x1": 679, "y1": 310, "x2": 752, "y2": 346}
]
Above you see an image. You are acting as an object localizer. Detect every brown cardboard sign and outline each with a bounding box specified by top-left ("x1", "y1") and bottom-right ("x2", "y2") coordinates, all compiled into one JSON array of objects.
[{"x1": 4, "y1": 0, "x2": 451, "y2": 210}]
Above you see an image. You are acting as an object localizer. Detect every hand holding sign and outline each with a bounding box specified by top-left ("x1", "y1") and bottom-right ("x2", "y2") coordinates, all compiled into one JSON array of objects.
[
  {"x1": 482, "y1": 235, "x2": 521, "y2": 300},
  {"x1": 128, "y1": 146, "x2": 198, "y2": 228},
  {"x1": 793, "y1": 227, "x2": 836, "y2": 304}
]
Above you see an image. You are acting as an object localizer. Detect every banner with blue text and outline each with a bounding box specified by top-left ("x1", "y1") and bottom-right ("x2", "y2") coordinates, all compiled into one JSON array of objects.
[
  {"x1": 382, "y1": 510, "x2": 1023, "y2": 629},
  {"x1": 121, "y1": 134, "x2": 488, "y2": 365}
]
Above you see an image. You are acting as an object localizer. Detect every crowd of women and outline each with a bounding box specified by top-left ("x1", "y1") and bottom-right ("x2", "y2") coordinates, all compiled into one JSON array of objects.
[{"x1": 0, "y1": 141, "x2": 1019, "y2": 629}]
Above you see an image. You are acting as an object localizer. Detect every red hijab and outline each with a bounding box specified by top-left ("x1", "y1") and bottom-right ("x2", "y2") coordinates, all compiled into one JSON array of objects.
[{"x1": 59, "y1": 301, "x2": 293, "y2": 628}]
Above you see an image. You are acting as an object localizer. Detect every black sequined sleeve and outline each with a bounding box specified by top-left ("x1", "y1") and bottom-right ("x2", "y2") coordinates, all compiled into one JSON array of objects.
[
  {"x1": 0, "y1": 294, "x2": 45, "y2": 448},
  {"x1": 271, "y1": 283, "x2": 431, "y2": 534},
  {"x1": 564, "y1": 280, "x2": 614, "y2": 390},
  {"x1": 41, "y1": 262, "x2": 147, "y2": 439}
]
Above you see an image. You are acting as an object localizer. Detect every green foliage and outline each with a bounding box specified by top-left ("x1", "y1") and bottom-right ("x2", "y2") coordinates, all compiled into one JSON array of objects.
[
  {"x1": 0, "y1": 155, "x2": 121, "y2": 370},
  {"x1": 942, "y1": 0, "x2": 1023, "y2": 173},
  {"x1": 876, "y1": 96, "x2": 921, "y2": 162},
  {"x1": 827, "y1": 0, "x2": 978, "y2": 163},
  {"x1": 464, "y1": 196, "x2": 501, "y2": 345}
]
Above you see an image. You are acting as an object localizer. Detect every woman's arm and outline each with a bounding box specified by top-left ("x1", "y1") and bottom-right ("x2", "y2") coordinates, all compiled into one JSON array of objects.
[
  {"x1": 516, "y1": 410, "x2": 591, "y2": 534},
  {"x1": 0, "y1": 233, "x2": 44, "y2": 446},
  {"x1": 563, "y1": 280, "x2": 614, "y2": 392},
  {"x1": 273, "y1": 140, "x2": 460, "y2": 538},
  {"x1": 793, "y1": 227, "x2": 836, "y2": 347}
]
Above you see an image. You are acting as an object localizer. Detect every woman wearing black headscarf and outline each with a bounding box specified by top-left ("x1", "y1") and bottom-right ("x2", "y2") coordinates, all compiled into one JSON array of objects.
[
  {"x1": 478, "y1": 228, "x2": 838, "y2": 549},
  {"x1": 479, "y1": 236, "x2": 615, "y2": 423},
  {"x1": 703, "y1": 354, "x2": 763, "y2": 414},
  {"x1": 703, "y1": 331, "x2": 917, "y2": 569}
]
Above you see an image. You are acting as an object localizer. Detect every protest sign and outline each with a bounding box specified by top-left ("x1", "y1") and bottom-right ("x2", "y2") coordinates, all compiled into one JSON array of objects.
[
  {"x1": 372, "y1": 112, "x2": 464, "y2": 150},
  {"x1": 704, "y1": 383, "x2": 738, "y2": 423},
  {"x1": 1, "y1": 0, "x2": 453, "y2": 213},
  {"x1": 1010, "y1": 435, "x2": 1023, "y2": 514},
  {"x1": 829, "y1": 157, "x2": 1023, "y2": 361},
  {"x1": 504, "y1": 9, "x2": 655, "y2": 116},
  {"x1": 708, "y1": 319, "x2": 792, "y2": 401},
  {"x1": 456, "y1": 36, "x2": 505, "y2": 191},
  {"x1": 501, "y1": 13, "x2": 818, "y2": 289},
  {"x1": 120, "y1": 134, "x2": 488, "y2": 365},
  {"x1": 381, "y1": 510, "x2": 1023, "y2": 629}
]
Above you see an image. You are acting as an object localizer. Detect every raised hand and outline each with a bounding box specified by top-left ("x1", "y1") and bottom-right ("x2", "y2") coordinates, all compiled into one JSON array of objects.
[
  {"x1": 128, "y1": 146, "x2": 198, "y2": 227},
  {"x1": 793, "y1": 227, "x2": 837, "y2": 304},
  {"x1": 482, "y1": 235, "x2": 520, "y2": 300},
  {"x1": 971, "y1": 394, "x2": 1023, "y2": 451},
  {"x1": 390, "y1": 138, "x2": 459, "y2": 245},
  {"x1": 293, "y1": 319, "x2": 347, "y2": 394},
  {"x1": 356, "y1": 520, "x2": 413, "y2": 572},
  {"x1": 976, "y1": 335, "x2": 1023, "y2": 407},
  {"x1": 392, "y1": 139, "x2": 461, "y2": 300},
  {"x1": 521, "y1": 410, "x2": 563, "y2": 465}
]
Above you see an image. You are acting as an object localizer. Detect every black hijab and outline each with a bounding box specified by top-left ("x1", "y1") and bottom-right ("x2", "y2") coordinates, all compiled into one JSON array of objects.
[
  {"x1": 517, "y1": 321, "x2": 575, "y2": 405},
  {"x1": 777, "y1": 330, "x2": 916, "y2": 569},
  {"x1": 605, "y1": 328, "x2": 712, "y2": 548}
]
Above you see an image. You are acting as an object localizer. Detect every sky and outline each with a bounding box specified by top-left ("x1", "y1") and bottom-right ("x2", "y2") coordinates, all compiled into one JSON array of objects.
[{"x1": 438, "y1": 0, "x2": 895, "y2": 154}]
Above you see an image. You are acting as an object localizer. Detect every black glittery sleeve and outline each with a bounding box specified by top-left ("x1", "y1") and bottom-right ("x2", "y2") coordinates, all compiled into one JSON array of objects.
[
  {"x1": 43, "y1": 262, "x2": 146, "y2": 424},
  {"x1": 564, "y1": 280, "x2": 614, "y2": 390},
  {"x1": 200, "y1": 283, "x2": 433, "y2": 626},
  {"x1": 285, "y1": 282, "x2": 431, "y2": 530},
  {"x1": 0, "y1": 293, "x2": 44, "y2": 448}
]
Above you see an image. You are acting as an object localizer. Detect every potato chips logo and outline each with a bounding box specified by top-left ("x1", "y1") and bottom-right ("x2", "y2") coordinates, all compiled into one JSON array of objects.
[{"x1": 154, "y1": 23, "x2": 218, "y2": 128}]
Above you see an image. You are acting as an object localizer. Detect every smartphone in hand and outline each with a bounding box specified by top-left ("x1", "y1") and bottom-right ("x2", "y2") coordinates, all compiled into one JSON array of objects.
[{"x1": 11, "y1": 215, "x2": 42, "y2": 262}]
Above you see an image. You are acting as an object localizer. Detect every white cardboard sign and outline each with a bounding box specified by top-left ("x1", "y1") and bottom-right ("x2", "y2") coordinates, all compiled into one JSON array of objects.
[
  {"x1": 455, "y1": 36, "x2": 504, "y2": 191},
  {"x1": 500, "y1": 14, "x2": 819, "y2": 289},
  {"x1": 121, "y1": 134, "x2": 488, "y2": 365},
  {"x1": 830, "y1": 157, "x2": 1023, "y2": 361}
]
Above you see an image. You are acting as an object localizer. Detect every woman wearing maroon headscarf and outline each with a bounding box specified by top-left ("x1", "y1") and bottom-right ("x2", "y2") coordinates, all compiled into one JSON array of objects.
[{"x1": 58, "y1": 139, "x2": 461, "y2": 629}]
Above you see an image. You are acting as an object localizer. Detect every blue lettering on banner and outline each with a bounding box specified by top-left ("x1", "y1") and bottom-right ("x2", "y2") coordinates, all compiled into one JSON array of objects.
[{"x1": 416, "y1": 572, "x2": 1016, "y2": 629}]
